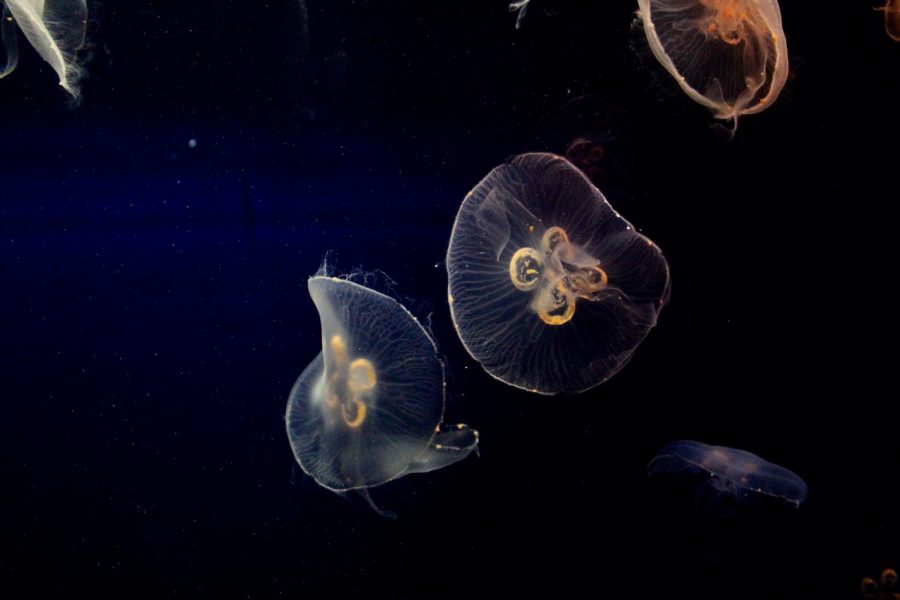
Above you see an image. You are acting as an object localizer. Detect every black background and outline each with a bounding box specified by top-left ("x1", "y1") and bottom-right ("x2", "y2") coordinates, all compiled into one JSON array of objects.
[{"x1": 1, "y1": 1, "x2": 897, "y2": 598}]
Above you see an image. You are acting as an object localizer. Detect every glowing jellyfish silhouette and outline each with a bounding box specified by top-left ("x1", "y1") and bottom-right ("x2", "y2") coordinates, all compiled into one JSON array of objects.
[
  {"x1": 648, "y1": 440, "x2": 808, "y2": 508},
  {"x1": 876, "y1": 1, "x2": 900, "y2": 42},
  {"x1": 286, "y1": 274, "x2": 478, "y2": 496},
  {"x1": 0, "y1": 0, "x2": 88, "y2": 96},
  {"x1": 862, "y1": 568, "x2": 900, "y2": 599},
  {"x1": 446, "y1": 152, "x2": 670, "y2": 395},
  {"x1": 510, "y1": 0, "x2": 531, "y2": 29},
  {"x1": 636, "y1": 0, "x2": 789, "y2": 132}
]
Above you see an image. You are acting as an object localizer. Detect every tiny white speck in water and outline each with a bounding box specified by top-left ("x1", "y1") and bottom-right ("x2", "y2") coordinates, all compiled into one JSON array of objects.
[{"x1": 188, "y1": 138, "x2": 198, "y2": 148}]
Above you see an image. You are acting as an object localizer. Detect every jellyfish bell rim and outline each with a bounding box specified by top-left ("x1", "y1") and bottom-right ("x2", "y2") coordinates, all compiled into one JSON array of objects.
[
  {"x1": 635, "y1": 0, "x2": 789, "y2": 123},
  {"x1": 285, "y1": 275, "x2": 453, "y2": 493}
]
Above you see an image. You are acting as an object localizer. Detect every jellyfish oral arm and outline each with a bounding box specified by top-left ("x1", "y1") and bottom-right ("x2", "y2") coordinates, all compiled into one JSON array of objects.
[
  {"x1": 405, "y1": 425, "x2": 479, "y2": 476},
  {"x1": 509, "y1": 226, "x2": 608, "y2": 326}
]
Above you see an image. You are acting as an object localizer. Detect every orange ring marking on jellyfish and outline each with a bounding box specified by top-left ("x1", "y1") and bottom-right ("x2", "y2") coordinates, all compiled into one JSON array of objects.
[
  {"x1": 341, "y1": 398, "x2": 367, "y2": 428},
  {"x1": 509, "y1": 247, "x2": 543, "y2": 291},
  {"x1": 537, "y1": 281, "x2": 576, "y2": 326},
  {"x1": 348, "y1": 358, "x2": 377, "y2": 392},
  {"x1": 541, "y1": 226, "x2": 569, "y2": 255}
]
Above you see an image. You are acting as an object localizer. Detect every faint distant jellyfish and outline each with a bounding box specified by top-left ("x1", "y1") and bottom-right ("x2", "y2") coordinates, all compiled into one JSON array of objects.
[
  {"x1": 534, "y1": 96, "x2": 633, "y2": 191},
  {"x1": 0, "y1": 0, "x2": 88, "y2": 96},
  {"x1": 862, "y1": 568, "x2": 900, "y2": 600},
  {"x1": 636, "y1": 0, "x2": 789, "y2": 133},
  {"x1": 446, "y1": 152, "x2": 670, "y2": 395},
  {"x1": 876, "y1": 1, "x2": 900, "y2": 42},
  {"x1": 648, "y1": 440, "x2": 808, "y2": 509},
  {"x1": 286, "y1": 274, "x2": 478, "y2": 500}
]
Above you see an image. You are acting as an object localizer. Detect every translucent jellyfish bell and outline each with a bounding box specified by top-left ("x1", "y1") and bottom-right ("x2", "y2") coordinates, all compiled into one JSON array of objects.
[
  {"x1": 647, "y1": 440, "x2": 806, "y2": 562},
  {"x1": 446, "y1": 153, "x2": 670, "y2": 395},
  {"x1": 0, "y1": 0, "x2": 88, "y2": 96},
  {"x1": 286, "y1": 274, "x2": 478, "y2": 494},
  {"x1": 509, "y1": 0, "x2": 531, "y2": 29},
  {"x1": 648, "y1": 440, "x2": 808, "y2": 508},
  {"x1": 876, "y1": 1, "x2": 900, "y2": 42},
  {"x1": 636, "y1": 0, "x2": 788, "y2": 131}
]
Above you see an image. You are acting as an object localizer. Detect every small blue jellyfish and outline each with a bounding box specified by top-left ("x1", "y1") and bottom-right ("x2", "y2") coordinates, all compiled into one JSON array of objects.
[{"x1": 648, "y1": 440, "x2": 808, "y2": 508}]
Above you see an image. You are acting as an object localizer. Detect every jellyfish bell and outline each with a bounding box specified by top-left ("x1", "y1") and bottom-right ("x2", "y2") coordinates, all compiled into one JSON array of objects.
[
  {"x1": 0, "y1": 0, "x2": 88, "y2": 97},
  {"x1": 509, "y1": 0, "x2": 531, "y2": 29},
  {"x1": 636, "y1": 0, "x2": 788, "y2": 134},
  {"x1": 446, "y1": 152, "x2": 670, "y2": 395},
  {"x1": 647, "y1": 440, "x2": 807, "y2": 567},
  {"x1": 875, "y1": 0, "x2": 900, "y2": 42},
  {"x1": 648, "y1": 440, "x2": 808, "y2": 512},
  {"x1": 286, "y1": 273, "x2": 478, "y2": 504}
]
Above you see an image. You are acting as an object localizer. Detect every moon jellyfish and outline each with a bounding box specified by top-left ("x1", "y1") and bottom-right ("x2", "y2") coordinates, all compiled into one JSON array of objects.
[
  {"x1": 636, "y1": 0, "x2": 789, "y2": 132},
  {"x1": 648, "y1": 440, "x2": 808, "y2": 508},
  {"x1": 446, "y1": 152, "x2": 670, "y2": 395},
  {"x1": 0, "y1": 0, "x2": 88, "y2": 96},
  {"x1": 286, "y1": 274, "x2": 478, "y2": 497},
  {"x1": 647, "y1": 440, "x2": 807, "y2": 572},
  {"x1": 876, "y1": 1, "x2": 900, "y2": 42}
]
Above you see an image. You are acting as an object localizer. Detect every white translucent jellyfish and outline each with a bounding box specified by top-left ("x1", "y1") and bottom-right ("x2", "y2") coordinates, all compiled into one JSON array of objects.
[
  {"x1": 446, "y1": 153, "x2": 670, "y2": 395},
  {"x1": 509, "y1": 0, "x2": 531, "y2": 29},
  {"x1": 636, "y1": 0, "x2": 789, "y2": 132},
  {"x1": 648, "y1": 440, "x2": 808, "y2": 508},
  {"x1": 0, "y1": 0, "x2": 88, "y2": 96},
  {"x1": 286, "y1": 274, "x2": 478, "y2": 496}
]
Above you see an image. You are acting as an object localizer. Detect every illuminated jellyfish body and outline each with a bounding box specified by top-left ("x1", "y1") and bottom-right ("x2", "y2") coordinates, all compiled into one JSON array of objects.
[
  {"x1": 876, "y1": 0, "x2": 900, "y2": 42},
  {"x1": 648, "y1": 440, "x2": 808, "y2": 508},
  {"x1": 0, "y1": 0, "x2": 88, "y2": 96},
  {"x1": 446, "y1": 153, "x2": 670, "y2": 395},
  {"x1": 636, "y1": 0, "x2": 788, "y2": 131},
  {"x1": 286, "y1": 275, "x2": 478, "y2": 494},
  {"x1": 509, "y1": 0, "x2": 531, "y2": 29}
]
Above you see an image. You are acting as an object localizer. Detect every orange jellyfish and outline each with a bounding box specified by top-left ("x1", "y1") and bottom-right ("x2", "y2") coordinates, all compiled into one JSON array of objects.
[
  {"x1": 876, "y1": 1, "x2": 900, "y2": 42},
  {"x1": 636, "y1": 0, "x2": 789, "y2": 133}
]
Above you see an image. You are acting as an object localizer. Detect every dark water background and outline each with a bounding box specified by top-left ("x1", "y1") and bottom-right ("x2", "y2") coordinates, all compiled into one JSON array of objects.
[{"x1": 1, "y1": 1, "x2": 897, "y2": 597}]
